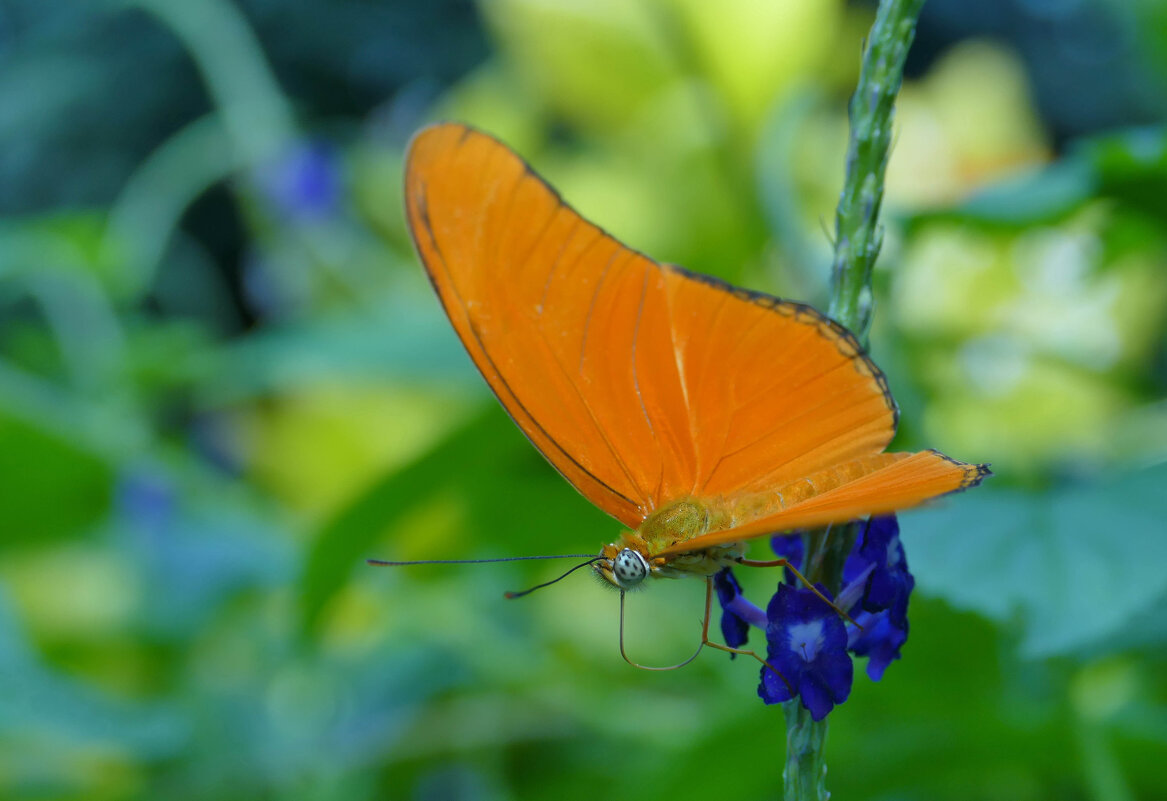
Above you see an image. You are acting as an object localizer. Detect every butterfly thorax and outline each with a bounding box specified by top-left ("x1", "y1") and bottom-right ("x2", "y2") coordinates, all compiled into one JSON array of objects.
[{"x1": 593, "y1": 498, "x2": 745, "y2": 589}]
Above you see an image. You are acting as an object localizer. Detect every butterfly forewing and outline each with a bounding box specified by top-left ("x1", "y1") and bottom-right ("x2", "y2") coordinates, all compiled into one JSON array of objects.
[
  {"x1": 405, "y1": 122, "x2": 982, "y2": 537},
  {"x1": 407, "y1": 125, "x2": 662, "y2": 525}
]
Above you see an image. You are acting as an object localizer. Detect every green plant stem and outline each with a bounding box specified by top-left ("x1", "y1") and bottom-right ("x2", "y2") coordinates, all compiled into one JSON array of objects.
[
  {"x1": 782, "y1": 1, "x2": 925, "y2": 799},
  {"x1": 784, "y1": 701, "x2": 830, "y2": 800},
  {"x1": 829, "y1": 0, "x2": 926, "y2": 342}
]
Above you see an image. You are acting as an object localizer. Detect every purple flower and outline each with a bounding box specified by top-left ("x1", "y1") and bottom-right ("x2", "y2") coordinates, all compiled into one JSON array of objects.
[
  {"x1": 715, "y1": 516, "x2": 915, "y2": 717},
  {"x1": 770, "y1": 532, "x2": 805, "y2": 584},
  {"x1": 844, "y1": 516, "x2": 913, "y2": 621},
  {"x1": 839, "y1": 515, "x2": 914, "y2": 681},
  {"x1": 758, "y1": 583, "x2": 852, "y2": 721},
  {"x1": 714, "y1": 568, "x2": 767, "y2": 651},
  {"x1": 714, "y1": 568, "x2": 750, "y2": 649},
  {"x1": 848, "y1": 608, "x2": 908, "y2": 681}
]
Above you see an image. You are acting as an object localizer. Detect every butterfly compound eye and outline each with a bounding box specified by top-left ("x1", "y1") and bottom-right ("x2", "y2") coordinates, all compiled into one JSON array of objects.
[{"x1": 613, "y1": 548, "x2": 649, "y2": 587}]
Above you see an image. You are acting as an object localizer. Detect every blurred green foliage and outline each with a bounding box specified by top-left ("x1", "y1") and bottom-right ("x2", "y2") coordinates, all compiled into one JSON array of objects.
[{"x1": 1, "y1": 0, "x2": 1166, "y2": 799}]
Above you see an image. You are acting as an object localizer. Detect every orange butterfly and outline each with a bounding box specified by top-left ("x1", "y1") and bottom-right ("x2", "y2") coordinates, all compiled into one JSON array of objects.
[{"x1": 402, "y1": 123, "x2": 986, "y2": 658}]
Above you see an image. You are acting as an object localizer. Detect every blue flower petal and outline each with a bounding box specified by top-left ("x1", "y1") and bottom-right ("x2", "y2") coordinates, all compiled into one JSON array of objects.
[
  {"x1": 838, "y1": 516, "x2": 914, "y2": 681},
  {"x1": 816, "y1": 638, "x2": 854, "y2": 699},
  {"x1": 799, "y1": 669, "x2": 845, "y2": 722},
  {"x1": 758, "y1": 662, "x2": 795, "y2": 704},
  {"x1": 862, "y1": 517, "x2": 908, "y2": 610},
  {"x1": 849, "y1": 609, "x2": 909, "y2": 681},
  {"x1": 836, "y1": 562, "x2": 874, "y2": 615},
  {"x1": 770, "y1": 533, "x2": 805, "y2": 583},
  {"x1": 760, "y1": 583, "x2": 853, "y2": 718},
  {"x1": 714, "y1": 568, "x2": 751, "y2": 650}
]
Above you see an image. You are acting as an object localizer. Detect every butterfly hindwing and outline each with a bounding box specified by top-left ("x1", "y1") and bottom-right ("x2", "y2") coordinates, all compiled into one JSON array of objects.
[{"x1": 658, "y1": 450, "x2": 989, "y2": 555}]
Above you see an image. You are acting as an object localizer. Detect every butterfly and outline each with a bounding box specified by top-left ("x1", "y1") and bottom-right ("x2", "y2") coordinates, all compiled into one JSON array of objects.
[{"x1": 399, "y1": 122, "x2": 987, "y2": 666}]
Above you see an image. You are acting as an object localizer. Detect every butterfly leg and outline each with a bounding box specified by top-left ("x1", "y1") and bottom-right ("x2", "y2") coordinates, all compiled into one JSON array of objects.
[
  {"x1": 698, "y1": 577, "x2": 795, "y2": 696},
  {"x1": 738, "y1": 558, "x2": 861, "y2": 629}
]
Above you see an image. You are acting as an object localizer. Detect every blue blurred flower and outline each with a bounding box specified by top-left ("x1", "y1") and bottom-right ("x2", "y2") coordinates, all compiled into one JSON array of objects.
[
  {"x1": 758, "y1": 583, "x2": 852, "y2": 721},
  {"x1": 258, "y1": 140, "x2": 342, "y2": 221},
  {"x1": 117, "y1": 468, "x2": 175, "y2": 538}
]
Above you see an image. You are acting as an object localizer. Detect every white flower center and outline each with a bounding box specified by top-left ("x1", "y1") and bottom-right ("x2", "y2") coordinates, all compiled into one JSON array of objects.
[{"x1": 787, "y1": 620, "x2": 826, "y2": 662}]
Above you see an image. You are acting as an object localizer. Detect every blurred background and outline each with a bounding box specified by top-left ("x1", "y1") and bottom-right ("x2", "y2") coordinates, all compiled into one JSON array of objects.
[{"x1": 2, "y1": 0, "x2": 1166, "y2": 798}]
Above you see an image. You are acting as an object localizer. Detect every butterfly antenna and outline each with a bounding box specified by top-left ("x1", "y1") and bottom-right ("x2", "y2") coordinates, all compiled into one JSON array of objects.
[
  {"x1": 367, "y1": 553, "x2": 595, "y2": 567},
  {"x1": 502, "y1": 557, "x2": 604, "y2": 599}
]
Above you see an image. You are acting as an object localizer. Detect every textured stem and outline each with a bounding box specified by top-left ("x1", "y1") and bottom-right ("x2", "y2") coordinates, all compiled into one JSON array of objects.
[
  {"x1": 783, "y1": 701, "x2": 829, "y2": 801},
  {"x1": 782, "y1": 1, "x2": 925, "y2": 799},
  {"x1": 829, "y1": 0, "x2": 926, "y2": 342}
]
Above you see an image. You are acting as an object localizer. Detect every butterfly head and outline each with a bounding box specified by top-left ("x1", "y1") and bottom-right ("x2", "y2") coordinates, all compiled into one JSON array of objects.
[{"x1": 594, "y1": 544, "x2": 652, "y2": 590}]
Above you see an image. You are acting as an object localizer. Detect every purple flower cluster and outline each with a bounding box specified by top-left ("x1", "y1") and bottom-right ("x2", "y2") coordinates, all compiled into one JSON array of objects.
[{"x1": 713, "y1": 516, "x2": 913, "y2": 721}]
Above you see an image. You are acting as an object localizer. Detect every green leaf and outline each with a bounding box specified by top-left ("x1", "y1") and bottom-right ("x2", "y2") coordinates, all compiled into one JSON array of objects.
[
  {"x1": 902, "y1": 463, "x2": 1167, "y2": 658},
  {"x1": 0, "y1": 412, "x2": 113, "y2": 547},
  {"x1": 905, "y1": 126, "x2": 1167, "y2": 231},
  {"x1": 1084, "y1": 125, "x2": 1167, "y2": 223},
  {"x1": 953, "y1": 158, "x2": 1096, "y2": 226}
]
